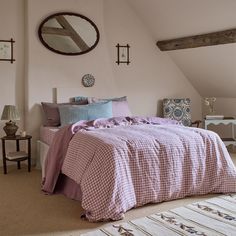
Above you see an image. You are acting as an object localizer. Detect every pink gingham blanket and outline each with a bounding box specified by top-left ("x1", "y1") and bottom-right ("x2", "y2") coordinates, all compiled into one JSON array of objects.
[
  {"x1": 42, "y1": 117, "x2": 178, "y2": 193},
  {"x1": 42, "y1": 117, "x2": 236, "y2": 222}
]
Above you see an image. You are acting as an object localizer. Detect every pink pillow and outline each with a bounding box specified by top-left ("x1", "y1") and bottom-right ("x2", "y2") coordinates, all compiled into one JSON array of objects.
[
  {"x1": 41, "y1": 103, "x2": 61, "y2": 127},
  {"x1": 87, "y1": 96, "x2": 131, "y2": 117},
  {"x1": 112, "y1": 100, "x2": 131, "y2": 117},
  {"x1": 41, "y1": 101, "x2": 87, "y2": 126}
]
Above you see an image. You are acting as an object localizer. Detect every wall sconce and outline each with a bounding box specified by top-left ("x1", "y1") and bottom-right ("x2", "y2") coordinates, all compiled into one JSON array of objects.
[{"x1": 116, "y1": 43, "x2": 130, "y2": 65}]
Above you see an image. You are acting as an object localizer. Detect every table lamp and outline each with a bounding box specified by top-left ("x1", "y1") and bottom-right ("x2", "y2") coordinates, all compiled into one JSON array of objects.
[{"x1": 1, "y1": 105, "x2": 20, "y2": 137}]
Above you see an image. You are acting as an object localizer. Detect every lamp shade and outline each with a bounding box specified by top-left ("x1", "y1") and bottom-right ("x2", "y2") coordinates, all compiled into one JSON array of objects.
[{"x1": 1, "y1": 105, "x2": 20, "y2": 121}]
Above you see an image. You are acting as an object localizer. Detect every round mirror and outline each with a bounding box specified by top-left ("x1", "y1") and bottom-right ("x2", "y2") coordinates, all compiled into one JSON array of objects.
[{"x1": 38, "y1": 12, "x2": 100, "y2": 55}]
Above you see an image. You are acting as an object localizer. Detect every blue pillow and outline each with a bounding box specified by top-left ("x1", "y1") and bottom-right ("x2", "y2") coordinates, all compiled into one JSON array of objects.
[{"x1": 59, "y1": 102, "x2": 113, "y2": 126}]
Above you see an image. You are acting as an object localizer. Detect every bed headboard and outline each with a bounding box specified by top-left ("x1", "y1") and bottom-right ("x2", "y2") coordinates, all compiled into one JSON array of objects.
[{"x1": 56, "y1": 87, "x2": 112, "y2": 103}]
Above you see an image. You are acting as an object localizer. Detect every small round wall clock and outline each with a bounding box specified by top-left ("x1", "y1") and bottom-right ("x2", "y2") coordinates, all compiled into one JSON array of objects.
[{"x1": 81, "y1": 74, "x2": 95, "y2": 87}]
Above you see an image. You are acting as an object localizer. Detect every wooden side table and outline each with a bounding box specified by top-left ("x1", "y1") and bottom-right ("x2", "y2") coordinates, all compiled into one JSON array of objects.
[{"x1": 1, "y1": 135, "x2": 32, "y2": 174}]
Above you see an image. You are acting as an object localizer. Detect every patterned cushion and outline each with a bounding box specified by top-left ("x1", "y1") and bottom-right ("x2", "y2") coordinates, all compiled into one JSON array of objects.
[
  {"x1": 87, "y1": 96, "x2": 127, "y2": 103},
  {"x1": 163, "y1": 98, "x2": 191, "y2": 126},
  {"x1": 73, "y1": 96, "x2": 89, "y2": 104}
]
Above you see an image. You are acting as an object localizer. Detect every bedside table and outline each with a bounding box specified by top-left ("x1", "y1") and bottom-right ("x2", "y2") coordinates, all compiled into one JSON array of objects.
[
  {"x1": 1, "y1": 135, "x2": 32, "y2": 174},
  {"x1": 204, "y1": 118, "x2": 236, "y2": 147}
]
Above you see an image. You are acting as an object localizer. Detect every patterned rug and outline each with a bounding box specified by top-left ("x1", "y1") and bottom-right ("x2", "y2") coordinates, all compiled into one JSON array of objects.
[{"x1": 81, "y1": 194, "x2": 236, "y2": 236}]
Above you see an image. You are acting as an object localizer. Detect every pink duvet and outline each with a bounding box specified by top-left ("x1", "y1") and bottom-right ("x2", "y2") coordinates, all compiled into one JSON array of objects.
[{"x1": 42, "y1": 117, "x2": 236, "y2": 222}]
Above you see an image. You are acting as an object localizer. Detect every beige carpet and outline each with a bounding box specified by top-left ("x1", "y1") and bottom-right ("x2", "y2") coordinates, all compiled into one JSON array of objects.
[{"x1": 0, "y1": 154, "x2": 235, "y2": 236}]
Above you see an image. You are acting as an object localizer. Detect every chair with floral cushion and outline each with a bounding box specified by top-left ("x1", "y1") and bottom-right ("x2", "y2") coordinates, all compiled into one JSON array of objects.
[{"x1": 163, "y1": 98, "x2": 201, "y2": 127}]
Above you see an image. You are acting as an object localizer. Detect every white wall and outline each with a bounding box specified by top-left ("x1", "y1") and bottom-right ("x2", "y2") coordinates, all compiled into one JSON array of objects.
[
  {"x1": 1, "y1": 0, "x2": 202, "y2": 161},
  {"x1": 104, "y1": 0, "x2": 201, "y2": 118},
  {"x1": 129, "y1": 0, "x2": 236, "y2": 134},
  {"x1": 128, "y1": 0, "x2": 236, "y2": 98},
  {"x1": 0, "y1": 0, "x2": 25, "y2": 164}
]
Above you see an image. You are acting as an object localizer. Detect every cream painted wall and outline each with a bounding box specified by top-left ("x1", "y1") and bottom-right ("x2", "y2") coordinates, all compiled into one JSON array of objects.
[
  {"x1": 0, "y1": 0, "x2": 25, "y2": 164},
  {"x1": 104, "y1": 0, "x2": 201, "y2": 118},
  {"x1": 169, "y1": 45, "x2": 236, "y2": 98},
  {"x1": 129, "y1": 0, "x2": 236, "y2": 135},
  {"x1": 26, "y1": 0, "x2": 117, "y2": 158},
  {"x1": 0, "y1": 0, "x2": 202, "y2": 162}
]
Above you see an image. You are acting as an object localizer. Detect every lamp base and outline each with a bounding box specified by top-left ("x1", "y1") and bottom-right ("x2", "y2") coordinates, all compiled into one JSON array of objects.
[{"x1": 3, "y1": 121, "x2": 18, "y2": 137}]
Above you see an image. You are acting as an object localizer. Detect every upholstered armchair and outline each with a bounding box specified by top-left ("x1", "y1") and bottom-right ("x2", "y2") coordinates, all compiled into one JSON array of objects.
[{"x1": 163, "y1": 98, "x2": 201, "y2": 127}]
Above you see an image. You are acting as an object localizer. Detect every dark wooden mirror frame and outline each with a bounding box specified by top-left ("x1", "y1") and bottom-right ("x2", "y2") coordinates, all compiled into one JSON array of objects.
[{"x1": 38, "y1": 12, "x2": 100, "y2": 56}]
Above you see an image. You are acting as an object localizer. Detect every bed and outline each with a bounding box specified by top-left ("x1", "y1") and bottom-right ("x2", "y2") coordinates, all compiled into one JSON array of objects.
[
  {"x1": 41, "y1": 116, "x2": 236, "y2": 222},
  {"x1": 39, "y1": 88, "x2": 236, "y2": 222}
]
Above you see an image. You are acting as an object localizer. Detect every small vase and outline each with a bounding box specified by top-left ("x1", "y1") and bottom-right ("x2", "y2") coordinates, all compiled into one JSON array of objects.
[{"x1": 3, "y1": 121, "x2": 18, "y2": 137}]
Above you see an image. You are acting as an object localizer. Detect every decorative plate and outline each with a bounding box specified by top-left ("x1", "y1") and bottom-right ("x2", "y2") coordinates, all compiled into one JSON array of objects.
[{"x1": 82, "y1": 74, "x2": 95, "y2": 87}]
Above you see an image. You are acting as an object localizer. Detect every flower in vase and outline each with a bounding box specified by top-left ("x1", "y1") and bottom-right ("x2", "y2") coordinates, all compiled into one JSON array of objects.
[{"x1": 204, "y1": 97, "x2": 216, "y2": 114}]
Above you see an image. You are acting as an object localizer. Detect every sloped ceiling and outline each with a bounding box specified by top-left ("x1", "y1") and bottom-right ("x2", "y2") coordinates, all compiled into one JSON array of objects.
[{"x1": 128, "y1": 0, "x2": 236, "y2": 97}]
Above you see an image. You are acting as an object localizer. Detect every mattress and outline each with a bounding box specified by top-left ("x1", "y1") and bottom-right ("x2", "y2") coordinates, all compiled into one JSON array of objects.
[{"x1": 40, "y1": 126, "x2": 59, "y2": 145}]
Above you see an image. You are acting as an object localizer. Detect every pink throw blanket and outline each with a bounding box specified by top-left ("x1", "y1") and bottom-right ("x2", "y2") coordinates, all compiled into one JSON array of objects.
[{"x1": 42, "y1": 117, "x2": 236, "y2": 222}]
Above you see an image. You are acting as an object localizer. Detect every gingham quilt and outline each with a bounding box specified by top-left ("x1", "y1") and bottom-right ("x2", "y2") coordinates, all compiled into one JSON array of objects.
[
  {"x1": 61, "y1": 123, "x2": 236, "y2": 222},
  {"x1": 42, "y1": 117, "x2": 236, "y2": 222}
]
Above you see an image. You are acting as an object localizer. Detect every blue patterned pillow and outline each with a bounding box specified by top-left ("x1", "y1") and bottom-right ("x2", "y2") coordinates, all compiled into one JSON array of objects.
[
  {"x1": 163, "y1": 98, "x2": 191, "y2": 126},
  {"x1": 88, "y1": 96, "x2": 127, "y2": 103},
  {"x1": 74, "y1": 96, "x2": 127, "y2": 103},
  {"x1": 73, "y1": 96, "x2": 88, "y2": 104},
  {"x1": 59, "y1": 102, "x2": 113, "y2": 126}
]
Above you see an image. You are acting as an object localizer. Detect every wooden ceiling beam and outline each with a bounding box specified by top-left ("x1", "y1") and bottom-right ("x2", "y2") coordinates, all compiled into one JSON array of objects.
[{"x1": 156, "y1": 28, "x2": 236, "y2": 51}]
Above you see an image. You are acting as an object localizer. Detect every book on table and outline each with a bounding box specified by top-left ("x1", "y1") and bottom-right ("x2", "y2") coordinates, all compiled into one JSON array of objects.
[{"x1": 6, "y1": 151, "x2": 28, "y2": 160}]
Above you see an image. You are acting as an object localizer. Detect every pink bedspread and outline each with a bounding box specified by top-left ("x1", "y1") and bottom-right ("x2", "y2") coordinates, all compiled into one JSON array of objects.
[{"x1": 42, "y1": 117, "x2": 236, "y2": 222}]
